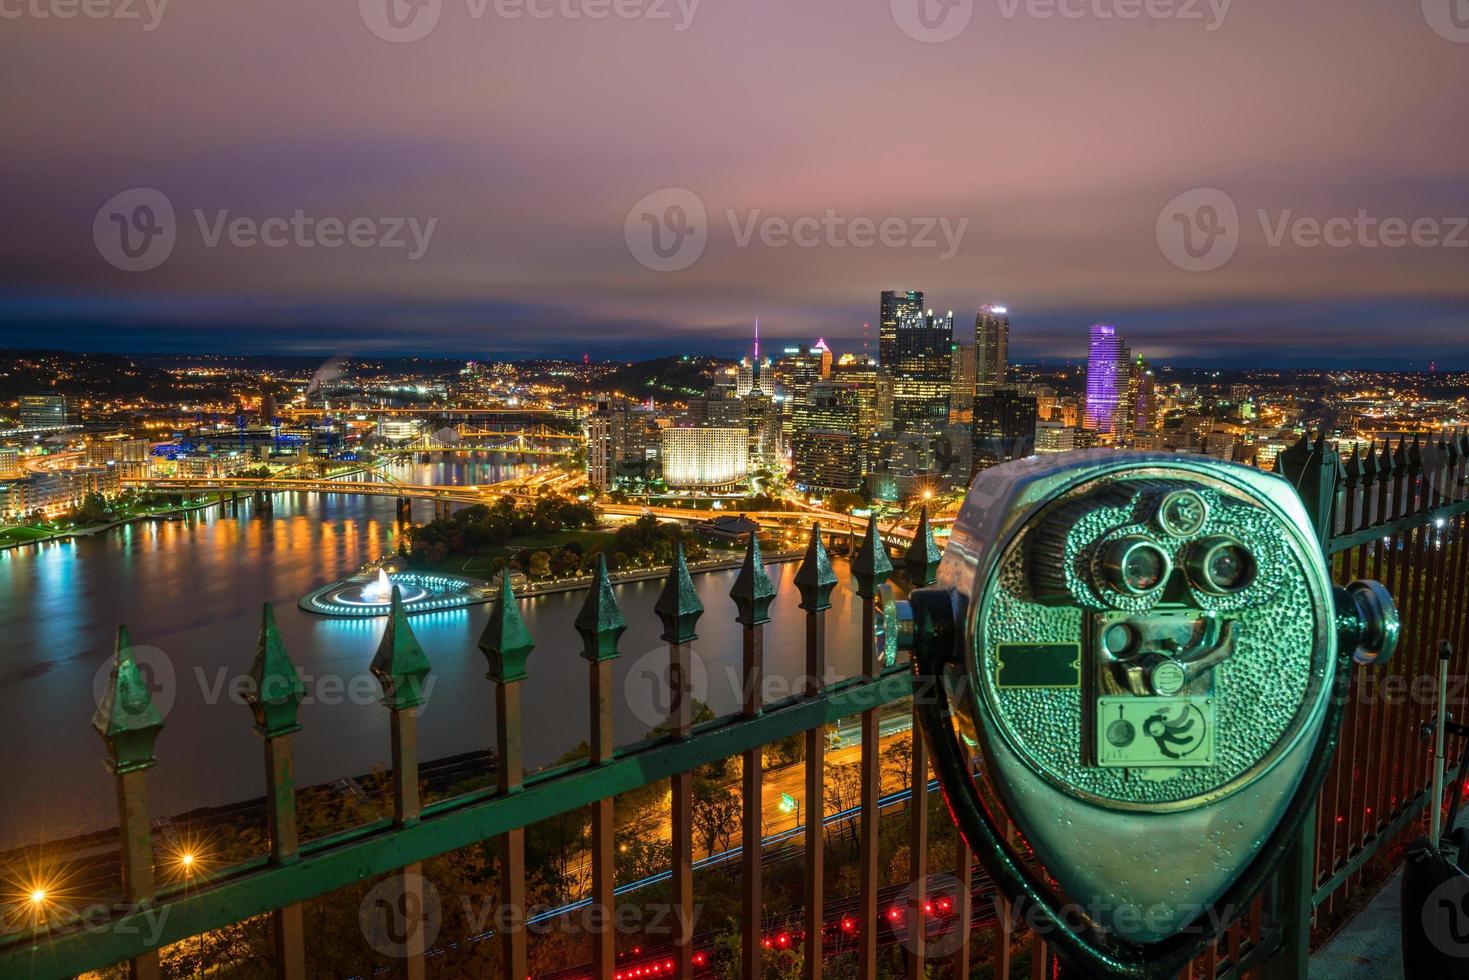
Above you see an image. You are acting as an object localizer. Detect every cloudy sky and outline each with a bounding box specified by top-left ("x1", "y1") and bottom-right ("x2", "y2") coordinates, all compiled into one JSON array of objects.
[{"x1": 1, "y1": 0, "x2": 1466, "y2": 365}]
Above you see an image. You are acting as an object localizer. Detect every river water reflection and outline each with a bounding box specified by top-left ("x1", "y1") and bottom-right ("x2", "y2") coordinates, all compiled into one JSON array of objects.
[{"x1": 0, "y1": 458, "x2": 870, "y2": 850}]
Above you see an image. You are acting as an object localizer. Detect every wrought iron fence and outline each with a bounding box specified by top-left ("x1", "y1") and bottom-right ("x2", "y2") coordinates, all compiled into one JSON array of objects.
[{"x1": 1, "y1": 431, "x2": 1466, "y2": 980}]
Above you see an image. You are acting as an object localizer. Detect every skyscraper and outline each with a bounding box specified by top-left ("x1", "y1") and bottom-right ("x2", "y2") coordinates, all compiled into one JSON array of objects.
[
  {"x1": 972, "y1": 388, "x2": 1038, "y2": 474},
  {"x1": 792, "y1": 383, "x2": 865, "y2": 492},
  {"x1": 736, "y1": 318, "x2": 775, "y2": 398},
  {"x1": 1128, "y1": 353, "x2": 1158, "y2": 435},
  {"x1": 1083, "y1": 324, "x2": 1130, "y2": 435},
  {"x1": 949, "y1": 341, "x2": 976, "y2": 423},
  {"x1": 975, "y1": 305, "x2": 1010, "y2": 396},
  {"x1": 879, "y1": 290, "x2": 924, "y2": 369},
  {"x1": 891, "y1": 309, "x2": 954, "y2": 470}
]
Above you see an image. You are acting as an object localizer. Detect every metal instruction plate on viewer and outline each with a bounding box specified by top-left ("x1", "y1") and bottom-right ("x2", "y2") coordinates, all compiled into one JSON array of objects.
[{"x1": 1096, "y1": 696, "x2": 1215, "y2": 768}]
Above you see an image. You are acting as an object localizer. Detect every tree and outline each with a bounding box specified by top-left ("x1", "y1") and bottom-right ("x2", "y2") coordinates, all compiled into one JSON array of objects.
[
  {"x1": 691, "y1": 777, "x2": 742, "y2": 858},
  {"x1": 824, "y1": 761, "x2": 862, "y2": 843},
  {"x1": 527, "y1": 550, "x2": 552, "y2": 579},
  {"x1": 882, "y1": 731, "x2": 915, "y2": 790}
]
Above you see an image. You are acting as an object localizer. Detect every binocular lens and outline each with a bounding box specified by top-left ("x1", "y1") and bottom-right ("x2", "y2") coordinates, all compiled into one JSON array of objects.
[
  {"x1": 1188, "y1": 537, "x2": 1257, "y2": 594},
  {"x1": 1102, "y1": 538, "x2": 1172, "y2": 596}
]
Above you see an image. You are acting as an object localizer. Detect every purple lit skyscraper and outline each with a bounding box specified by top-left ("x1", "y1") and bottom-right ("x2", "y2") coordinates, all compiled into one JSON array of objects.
[{"x1": 1083, "y1": 324, "x2": 1129, "y2": 434}]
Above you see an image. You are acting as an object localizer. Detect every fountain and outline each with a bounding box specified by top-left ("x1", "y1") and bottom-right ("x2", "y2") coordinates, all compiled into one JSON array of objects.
[
  {"x1": 300, "y1": 565, "x2": 485, "y2": 617},
  {"x1": 362, "y1": 568, "x2": 394, "y2": 602}
]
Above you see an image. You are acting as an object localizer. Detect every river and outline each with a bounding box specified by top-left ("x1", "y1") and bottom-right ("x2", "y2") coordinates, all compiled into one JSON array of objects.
[{"x1": 0, "y1": 457, "x2": 871, "y2": 851}]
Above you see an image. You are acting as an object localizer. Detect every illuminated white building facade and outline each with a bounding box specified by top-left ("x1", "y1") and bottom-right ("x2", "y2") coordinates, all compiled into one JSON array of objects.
[{"x1": 661, "y1": 427, "x2": 748, "y2": 488}]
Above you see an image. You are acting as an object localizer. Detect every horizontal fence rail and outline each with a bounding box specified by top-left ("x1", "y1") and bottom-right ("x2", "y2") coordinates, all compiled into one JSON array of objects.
[{"x1": 1, "y1": 431, "x2": 1465, "y2": 980}]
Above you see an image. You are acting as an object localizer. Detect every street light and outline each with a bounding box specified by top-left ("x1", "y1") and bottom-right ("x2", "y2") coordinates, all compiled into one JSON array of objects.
[{"x1": 779, "y1": 791, "x2": 800, "y2": 828}]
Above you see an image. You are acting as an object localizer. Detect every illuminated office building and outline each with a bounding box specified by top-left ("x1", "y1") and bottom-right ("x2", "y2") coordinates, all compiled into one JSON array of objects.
[
  {"x1": 879, "y1": 290, "x2": 924, "y2": 369},
  {"x1": 1083, "y1": 324, "x2": 1131, "y2": 435},
  {"x1": 975, "y1": 305, "x2": 1010, "y2": 396},
  {"x1": 972, "y1": 389, "x2": 1038, "y2": 473},
  {"x1": 891, "y1": 309, "x2": 954, "y2": 454},
  {"x1": 661, "y1": 427, "x2": 749, "y2": 488}
]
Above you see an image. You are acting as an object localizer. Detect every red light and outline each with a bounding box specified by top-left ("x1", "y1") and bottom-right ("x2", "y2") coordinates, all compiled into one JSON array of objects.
[
  {"x1": 693, "y1": 952, "x2": 707, "y2": 966},
  {"x1": 776, "y1": 932, "x2": 790, "y2": 947},
  {"x1": 762, "y1": 938, "x2": 772, "y2": 948},
  {"x1": 666, "y1": 961, "x2": 674, "y2": 970},
  {"x1": 841, "y1": 917, "x2": 856, "y2": 932},
  {"x1": 887, "y1": 908, "x2": 902, "y2": 921},
  {"x1": 924, "y1": 901, "x2": 933, "y2": 914}
]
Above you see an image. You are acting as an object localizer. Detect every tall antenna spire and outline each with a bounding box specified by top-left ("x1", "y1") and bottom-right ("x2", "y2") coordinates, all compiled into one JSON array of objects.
[{"x1": 754, "y1": 316, "x2": 760, "y2": 361}]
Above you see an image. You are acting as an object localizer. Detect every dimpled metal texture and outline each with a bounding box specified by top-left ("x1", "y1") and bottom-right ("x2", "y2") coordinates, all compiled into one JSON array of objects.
[{"x1": 982, "y1": 476, "x2": 1321, "y2": 807}]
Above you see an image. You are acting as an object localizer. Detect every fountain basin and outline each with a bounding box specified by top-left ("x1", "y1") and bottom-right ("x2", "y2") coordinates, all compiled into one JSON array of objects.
[{"x1": 300, "y1": 568, "x2": 489, "y2": 617}]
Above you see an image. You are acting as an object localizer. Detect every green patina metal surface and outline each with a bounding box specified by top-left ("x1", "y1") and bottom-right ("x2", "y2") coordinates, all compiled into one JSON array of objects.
[
  {"x1": 92, "y1": 626, "x2": 164, "y2": 774},
  {"x1": 730, "y1": 532, "x2": 776, "y2": 626},
  {"x1": 654, "y1": 542, "x2": 703, "y2": 643},
  {"x1": 574, "y1": 555, "x2": 625, "y2": 662},
  {"x1": 793, "y1": 523, "x2": 836, "y2": 612},
  {"x1": 851, "y1": 518, "x2": 892, "y2": 599},
  {"x1": 903, "y1": 506, "x2": 942, "y2": 587},
  {"x1": 243, "y1": 604, "x2": 305, "y2": 737},
  {"x1": 481, "y1": 570, "x2": 536, "y2": 683},
  {"x1": 369, "y1": 587, "x2": 432, "y2": 710}
]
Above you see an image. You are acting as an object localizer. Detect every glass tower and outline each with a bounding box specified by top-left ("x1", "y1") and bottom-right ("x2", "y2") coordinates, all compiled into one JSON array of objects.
[
  {"x1": 879, "y1": 290, "x2": 924, "y2": 369},
  {"x1": 1083, "y1": 324, "x2": 1130, "y2": 434},
  {"x1": 974, "y1": 305, "x2": 1010, "y2": 396}
]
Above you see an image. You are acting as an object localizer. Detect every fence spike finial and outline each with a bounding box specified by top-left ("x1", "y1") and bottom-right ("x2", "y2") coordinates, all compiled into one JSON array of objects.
[
  {"x1": 575, "y1": 555, "x2": 625, "y2": 663},
  {"x1": 481, "y1": 570, "x2": 536, "y2": 683},
  {"x1": 654, "y1": 541, "x2": 704, "y2": 644},
  {"x1": 93, "y1": 625, "x2": 164, "y2": 773},
  {"x1": 794, "y1": 522, "x2": 837, "y2": 612},
  {"x1": 246, "y1": 603, "x2": 305, "y2": 737},
  {"x1": 730, "y1": 532, "x2": 776, "y2": 627},
  {"x1": 371, "y1": 586, "x2": 432, "y2": 709},
  {"x1": 904, "y1": 506, "x2": 942, "y2": 587},
  {"x1": 853, "y1": 516, "x2": 893, "y2": 599}
]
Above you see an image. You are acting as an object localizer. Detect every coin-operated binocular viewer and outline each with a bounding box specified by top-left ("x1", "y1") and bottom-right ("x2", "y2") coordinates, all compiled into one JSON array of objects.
[{"x1": 901, "y1": 451, "x2": 1398, "y2": 978}]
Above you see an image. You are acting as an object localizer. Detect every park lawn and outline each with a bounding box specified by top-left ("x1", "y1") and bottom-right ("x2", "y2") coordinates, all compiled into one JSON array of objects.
[{"x1": 0, "y1": 525, "x2": 55, "y2": 543}]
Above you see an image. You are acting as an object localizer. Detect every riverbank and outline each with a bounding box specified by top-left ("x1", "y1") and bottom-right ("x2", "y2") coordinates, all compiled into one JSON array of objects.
[{"x1": 0, "y1": 496, "x2": 221, "y2": 552}]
